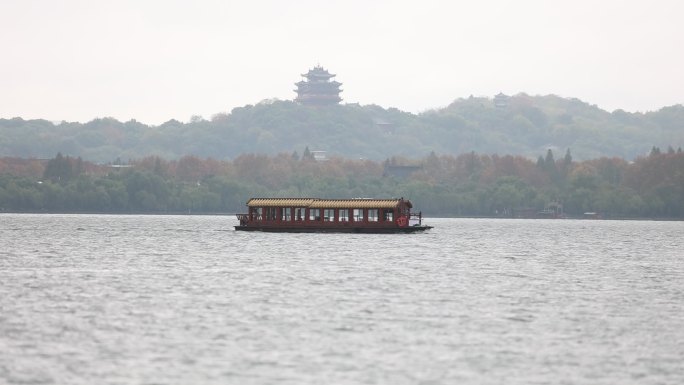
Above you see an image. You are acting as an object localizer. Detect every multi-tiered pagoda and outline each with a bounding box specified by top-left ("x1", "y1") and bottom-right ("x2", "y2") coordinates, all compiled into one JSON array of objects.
[{"x1": 294, "y1": 66, "x2": 342, "y2": 106}]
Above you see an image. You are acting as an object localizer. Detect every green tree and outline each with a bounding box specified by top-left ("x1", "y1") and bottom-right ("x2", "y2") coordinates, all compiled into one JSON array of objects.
[{"x1": 43, "y1": 153, "x2": 74, "y2": 182}]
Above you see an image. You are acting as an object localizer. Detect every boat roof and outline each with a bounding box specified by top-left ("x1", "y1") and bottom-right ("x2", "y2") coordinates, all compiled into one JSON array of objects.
[{"x1": 246, "y1": 198, "x2": 411, "y2": 209}]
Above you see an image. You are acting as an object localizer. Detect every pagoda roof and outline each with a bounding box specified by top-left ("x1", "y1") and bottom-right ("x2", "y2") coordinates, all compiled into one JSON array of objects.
[
  {"x1": 302, "y1": 65, "x2": 336, "y2": 78},
  {"x1": 247, "y1": 198, "x2": 410, "y2": 209},
  {"x1": 295, "y1": 81, "x2": 342, "y2": 88}
]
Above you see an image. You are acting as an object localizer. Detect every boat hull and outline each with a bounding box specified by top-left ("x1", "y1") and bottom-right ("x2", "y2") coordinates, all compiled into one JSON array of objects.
[{"x1": 234, "y1": 225, "x2": 433, "y2": 233}]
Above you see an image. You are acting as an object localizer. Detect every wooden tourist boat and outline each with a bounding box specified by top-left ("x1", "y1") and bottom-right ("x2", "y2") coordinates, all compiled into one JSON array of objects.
[{"x1": 235, "y1": 198, "x2": 433, "y2": 233}]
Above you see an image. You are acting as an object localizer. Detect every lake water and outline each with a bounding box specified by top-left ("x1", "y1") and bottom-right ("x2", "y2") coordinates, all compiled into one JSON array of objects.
[{"x1": 1, "y1": 214, "x2": 682, "y2": 384}]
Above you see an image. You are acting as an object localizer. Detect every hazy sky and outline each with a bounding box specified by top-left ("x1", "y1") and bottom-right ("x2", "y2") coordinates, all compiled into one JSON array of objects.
[{"x1": 1, "y1": 0, "x2": 682, "y2": 125}]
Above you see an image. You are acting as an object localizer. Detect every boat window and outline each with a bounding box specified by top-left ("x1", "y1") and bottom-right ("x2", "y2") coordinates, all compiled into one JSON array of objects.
[
  {"x1": 353, "y1": 209, "x2": 364, "y2": 222},
  {"x1": 368, "y1": 209, "x2": 379, "y2": 222},
  {"x1": 384, "y1": 210, "x2": 394, "y2": 222},
  {"x1": 282, "y1": 207, "x2": 291, "y2": 221},
  {"x1": 324, "y1": 209, "x2": 335, "y2": 221},
  {"x1": 254, "y1": 207, "x2": 263, "y2": 221},
  {"x1": 339, "y1": 209, "x2": 349, "y2": 222},
  {"x1": 295, "y1": 208, "x2": 304, "y2": 221},
  {"x1": 309, "y1": 208, "x2": 320, "y2": 221},
  {"x1": 265, "y1": 207, "x2": 276, "y2": 221}
]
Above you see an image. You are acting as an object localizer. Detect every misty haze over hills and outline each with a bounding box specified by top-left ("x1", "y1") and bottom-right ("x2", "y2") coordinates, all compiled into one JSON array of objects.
[{"x1": 1, "y1": 93, "x2": 683, "y2": 163}]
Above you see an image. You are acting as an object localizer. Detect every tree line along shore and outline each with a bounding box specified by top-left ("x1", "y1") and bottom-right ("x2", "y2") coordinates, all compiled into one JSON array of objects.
[{"x1": 1, "y1": 148, "x2": 682, "y2": 219}]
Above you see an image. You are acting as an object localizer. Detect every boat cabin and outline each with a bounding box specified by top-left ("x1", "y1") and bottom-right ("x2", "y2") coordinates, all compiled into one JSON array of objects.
[{"x1": 235, "y1": 198, "x2": 431, "y2": 233}]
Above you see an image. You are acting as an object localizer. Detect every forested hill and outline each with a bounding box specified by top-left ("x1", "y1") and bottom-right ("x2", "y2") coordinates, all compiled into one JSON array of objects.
[{"x1": 2, "y1": 94, "x2": 683, "y2": 163}]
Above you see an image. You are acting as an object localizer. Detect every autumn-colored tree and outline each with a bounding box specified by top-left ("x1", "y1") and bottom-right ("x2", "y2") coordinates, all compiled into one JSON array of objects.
[{"x1": 2, "y1": 151, "x2": 684, "y2": 217}]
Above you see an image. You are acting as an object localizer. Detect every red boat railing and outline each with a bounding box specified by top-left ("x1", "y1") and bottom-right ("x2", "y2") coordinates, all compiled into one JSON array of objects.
[
  {"x1": 236, "y1": 213, "x2": 249, "y2": 225},
  {"x1": 409, "y1": 211, "x2": 423, "y2": 226}
]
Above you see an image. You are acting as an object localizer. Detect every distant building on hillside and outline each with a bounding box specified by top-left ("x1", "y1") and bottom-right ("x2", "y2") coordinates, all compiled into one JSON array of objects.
[
  {"x1": 383, "y1": 158, "x2": 422, "y2": 178},
  {"x1": 383, "y1": 164, "x2": 422, "y2": 178},
  {"x1": 294, "y1": 65, "x2": 343, "y2": 106},
  {"x1": 494, "y1": 92, "x2": 510, "y2": 108},
  {"x1": 311, "y1": 150, "x2": 328, "y2": 161},
  {"x1": 374, "y1": 119, "x2": 395, "y2": 134}
]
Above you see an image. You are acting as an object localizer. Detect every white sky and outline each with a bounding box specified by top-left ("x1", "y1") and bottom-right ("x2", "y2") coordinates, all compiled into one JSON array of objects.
[{"x1": 1, "y1": 0, "x2": 683, "y2": 125}]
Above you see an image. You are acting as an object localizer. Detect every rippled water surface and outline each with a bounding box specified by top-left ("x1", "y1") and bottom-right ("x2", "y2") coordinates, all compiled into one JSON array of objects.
[{"x1": 1, "y1": 214, "x2": 683, "y2": 384}]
